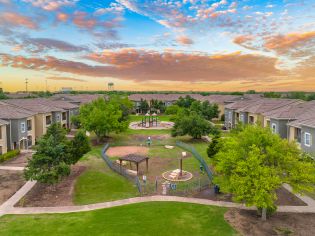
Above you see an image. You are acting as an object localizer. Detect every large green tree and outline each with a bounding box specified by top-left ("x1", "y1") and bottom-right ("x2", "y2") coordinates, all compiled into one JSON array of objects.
[
  {"x1": 213, "y1": 125, "x2": 315, "y2": 220},
  {"x1": 175, "y1": 95, "x2": 196, "y2": 108},
  {"x1": 78, "y1": 97, "x2": 129, "y2": 142},
  {"x1": 24, "y1": 124, "x2": 90, "y2": 184},
  {"x1": 171, "y1": 112, "x2": 218, "y2": 139},
  {"x1": 190, "y1": 100, "x2": 219, "y2": 121}
]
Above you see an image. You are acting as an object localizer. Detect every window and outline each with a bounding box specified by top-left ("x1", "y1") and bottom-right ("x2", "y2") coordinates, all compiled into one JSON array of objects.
[
  {"x1": 62, "y1": 112, "x2": 67, "y2": 121},
  {"x1": 21, "y1": 122, "x2": 26, "y2": 133},
  {"x1": 249, "y1": 116, "x2": 254, "y2": 124},
  {"x1": 305, "y1": 132, "x2": 312, "y2": 147},
  {"x1": 271, "y1": 123, "x2": 277, "y2": 134},
  {"x1": 27, "y1": 120, "x2": 32, "y2": 131},
  {"x1": 46, "y1": 116, "x2": 52, "y2": 125}
]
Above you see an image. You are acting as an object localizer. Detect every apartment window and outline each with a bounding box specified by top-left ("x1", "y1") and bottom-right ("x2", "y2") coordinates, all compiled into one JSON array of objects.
[
  {"x1": 21, "y1": 122, "x2": 26, "y2": 133},
  {"x1": 46, "y1": 116, "x2": 52, "y2": 125},
  {"x1": 27, "y1": 120, "x2": 32, "y2": 131},
  {"x1": 271, "y1": 123, "x2": 277, "y2": 134},
  {"x1": 249, "y1": 116, "x2": 254, "y2": 124},
  {"x1": 305, "y1": 132, "x2": 312, "y2": 147},
  {"x1": 62, "y1": 112, "x2": 67, "y2": 121}
]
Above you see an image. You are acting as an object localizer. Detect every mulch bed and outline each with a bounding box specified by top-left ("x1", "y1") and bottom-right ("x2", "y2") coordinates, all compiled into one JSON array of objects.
[
  {"x1": 225, "y1": 208, "x2": 315, "y2": 236},
  {"x1": 192, "y1": 186, "x2": 306, "y2": 206},
  {"x1": 0, "y1": 170, "x2": 26, "y2": 205},
  {"x1": 16, "y1": 165, "x2": 86, "y2": 207},
  {"x1": 1, "y1": 152, "x2": 32, "y2": 167}
]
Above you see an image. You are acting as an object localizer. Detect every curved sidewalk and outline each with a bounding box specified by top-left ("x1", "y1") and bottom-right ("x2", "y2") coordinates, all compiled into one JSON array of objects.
[{"x1": 3, "y1": 195, "x2": 315, "y2": 216}]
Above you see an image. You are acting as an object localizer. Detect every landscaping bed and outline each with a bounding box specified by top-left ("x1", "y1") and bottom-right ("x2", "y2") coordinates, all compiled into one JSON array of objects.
[
  {"x1": 0, "y1": 152, "x2": 32, "y2": 167},
  {"x1": 0, "y1": 170, "x2": 26, "y2": 205},
  {"x1": 16, "y1": 165, "x2": 86, "y2": 207},
  {"x1": 225, "y1": 208, "x2": 315, "y2": 236}
]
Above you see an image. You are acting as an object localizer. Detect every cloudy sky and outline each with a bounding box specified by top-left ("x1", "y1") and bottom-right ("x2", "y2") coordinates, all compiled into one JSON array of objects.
[{"x1": 0, "y1": 0, "x2": 314, "y2": 92}]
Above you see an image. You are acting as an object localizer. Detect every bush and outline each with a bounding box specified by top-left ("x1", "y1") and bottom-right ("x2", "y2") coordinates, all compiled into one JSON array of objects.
[{"x1": 0, "y1": 149, "x2": 20, "y2": 163}]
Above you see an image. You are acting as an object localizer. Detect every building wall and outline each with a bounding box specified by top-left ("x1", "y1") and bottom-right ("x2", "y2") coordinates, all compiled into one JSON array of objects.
[
  {"x1": 300, "y1": 126, "x2": 315, "y2": 154},
  {"x1": 239, "y1": 112, "x2": 248, "y2": 124},
  {"x1": 0, "y1": 124, "x2": 8, "y2": 155},
  {"x1": 270, "y1": 119, "x2": 288, "y2": 139},
  {"x1": 27, "y1": 116, "x2": 36, "y2": 147},
  {"x1": 10, "y1": 119, "x2": 28, "y2": 150},
  {"x1": 224, "y1": 108, "x2": 234, "y2": 129}
]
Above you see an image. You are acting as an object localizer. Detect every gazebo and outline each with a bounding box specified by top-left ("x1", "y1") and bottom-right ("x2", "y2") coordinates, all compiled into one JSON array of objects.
[{"x1": 119, "y1": 154, "x2": 149, "y2": 175}]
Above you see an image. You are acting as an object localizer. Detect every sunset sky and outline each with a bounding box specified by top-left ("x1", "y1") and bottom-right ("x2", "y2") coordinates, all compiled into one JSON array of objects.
[{"x1": 0, "y1": 0, "x2": 315, "y2": 92}]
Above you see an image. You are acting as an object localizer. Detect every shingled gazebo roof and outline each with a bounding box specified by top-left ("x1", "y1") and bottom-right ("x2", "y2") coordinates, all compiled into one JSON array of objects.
[{"x1": 119, "y1": 154, "x2": 149, "y2": 163}]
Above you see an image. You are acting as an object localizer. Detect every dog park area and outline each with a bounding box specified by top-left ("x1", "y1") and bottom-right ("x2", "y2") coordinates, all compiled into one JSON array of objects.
[{"x1": 1, "y1": 115, "x2": 315, "y2": 236}]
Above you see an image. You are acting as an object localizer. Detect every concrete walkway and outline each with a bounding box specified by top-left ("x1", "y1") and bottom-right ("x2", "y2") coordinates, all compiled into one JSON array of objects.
[
  {"x1": 0, "y1": 181, "x2": 36, "y2": 217},
  {"x1": 0, "y1": 166, "x2": 25, "y2": 171}
]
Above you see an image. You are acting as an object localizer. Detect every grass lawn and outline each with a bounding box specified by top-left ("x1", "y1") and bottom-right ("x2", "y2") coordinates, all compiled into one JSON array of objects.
[
  {"x1": 0, "y1": 202, "x2": 237, "y2": 236},
  {"x1": 73, "y1": 148, "x2": 139, "y2": 205}
]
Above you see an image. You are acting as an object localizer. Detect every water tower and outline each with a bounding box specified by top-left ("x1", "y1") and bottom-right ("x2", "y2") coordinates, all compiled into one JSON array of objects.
[{"x1": 108, "y1": 82, "x2": 114, "y2": 91}]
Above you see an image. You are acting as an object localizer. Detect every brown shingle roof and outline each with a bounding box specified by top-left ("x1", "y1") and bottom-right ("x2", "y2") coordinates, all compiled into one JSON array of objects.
[
  {"x1": 236, "y1": 98, "x2": 300, "y2": 114},
  {"x1": 263, "y1": 101, "x2": 315, "y2": 119},
  {"x1": 51, "y1": 94, "x2": 104, "y2": 104},
  {"x1": 0, "y1": 103, "x2": 35, "y2": 119},
  {"x1": 128, "y1": 93, "x2": 208, "y2": 102},
  {"x1": 200, "y1": 95, "x2": 240, "y2": 104},
  {"x1": 3, "y1": 99, "x2": 64, "y2": 113}
]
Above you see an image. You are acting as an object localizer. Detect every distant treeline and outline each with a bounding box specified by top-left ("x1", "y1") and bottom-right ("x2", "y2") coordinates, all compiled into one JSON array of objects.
[{"x1": 3, "y1": 90, "x2": 315, "y2": 101}]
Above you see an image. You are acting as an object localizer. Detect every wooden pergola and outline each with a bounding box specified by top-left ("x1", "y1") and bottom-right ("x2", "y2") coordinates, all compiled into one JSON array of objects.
[{"x1": 119, "y1": 154, "x2": 149, "y2": 175}]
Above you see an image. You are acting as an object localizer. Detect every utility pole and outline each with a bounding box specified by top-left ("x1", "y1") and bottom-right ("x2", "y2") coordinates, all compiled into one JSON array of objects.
[{"x1": 25, "y1": 78, "x2": 29, "y2": 93}]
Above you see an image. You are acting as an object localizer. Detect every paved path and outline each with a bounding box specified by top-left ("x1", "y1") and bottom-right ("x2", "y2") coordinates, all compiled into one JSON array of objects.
[
  {"x1": 1, "y1": 194, "x2": 315, "y2": 216},
  {"x1": 0, "y1": 166, "x2": 25, "y2": 171},
  {"x1": 0, "y1": 181, "x2": 36, "y2": 217}
]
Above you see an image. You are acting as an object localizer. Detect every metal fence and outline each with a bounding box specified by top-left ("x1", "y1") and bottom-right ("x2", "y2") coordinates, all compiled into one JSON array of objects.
[
  {"x1": 101, "y1": 142, "x2": 213, "y2": 196},
  {"x1": 101, "y1": 143, "x2": 142, "y2": 193},
  {"x1": 176, "y1": 141, "x2": 213, "y2": 181}
]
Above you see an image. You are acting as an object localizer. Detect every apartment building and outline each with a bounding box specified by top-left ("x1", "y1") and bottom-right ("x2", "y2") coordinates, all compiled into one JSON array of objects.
[
  {"x1": 0, "y1": 103, "x2": 36, "y2": 151},
  {"x1": 3, "y1": 99, "x2": 64, "y2": 141}
]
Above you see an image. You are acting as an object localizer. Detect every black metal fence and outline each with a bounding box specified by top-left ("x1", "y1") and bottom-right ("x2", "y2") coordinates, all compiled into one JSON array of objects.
[
  {"x1": 176, "y1": 141, "x2": 213, "y2": 181},
  {"x1": 101, "y1": 143, "x2": 142, "y2": 193}
]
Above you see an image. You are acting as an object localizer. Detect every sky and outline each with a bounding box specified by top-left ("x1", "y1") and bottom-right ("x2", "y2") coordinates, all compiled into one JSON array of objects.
[{"x1": 0, "y1": 0, "x2": 315, "y2": 92}]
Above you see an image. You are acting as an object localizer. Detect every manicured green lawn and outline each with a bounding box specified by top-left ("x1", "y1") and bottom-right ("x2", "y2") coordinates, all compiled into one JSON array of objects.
[
  {"x1": 73, "y1": 148, "x2": 139, "y2": 205},
  {"x1": 0, "y1": 202, "x2": 237, "y2": 236}
]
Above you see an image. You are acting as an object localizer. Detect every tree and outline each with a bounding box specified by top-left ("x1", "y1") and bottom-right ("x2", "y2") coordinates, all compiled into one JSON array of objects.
[
  {"x1": 190, "y1": 100, "x2": 219, "y2": 121},
  {"x1": 139, "y1": 99, "x2": 149, "y2": 114},
  {"x1": 263, "y1": 92, "x2": 281, "y2": 98},
  {"x1": 175, "y1": 95, "x2": 196, "y2": 108},
  {"x1": 213, "y1": 125, "x2": 315, "y2": 220},
  {"x1": 78, "y1": 97, "x2": 129, "y2": 142},
  {"x1": 207, "y1": 135, "x2": 222, "y2": 158},
  {"x1": 171, "y1": 112, "x2": 218, "y2": 139},
  {"x1": 68, "y1": 130, "x2": 91, "y2": 165},
  {"x1": 109, "y1": 95, "x2": 133, "y2": 121},
  {"x1": 24, "y1": 124, "x2": 90, "y2": 184},
  {"x1": 165, "y1": 104, "x2": 181, "y2": 115},
  {"x1": 24, "y1": 124, "x2": 71, "y2": 184}
]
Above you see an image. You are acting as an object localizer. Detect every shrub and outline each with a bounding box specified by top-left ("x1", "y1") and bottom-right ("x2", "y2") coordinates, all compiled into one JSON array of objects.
[{"x1": 0, "y1": 149, "x2": 21, "y2": 163}]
